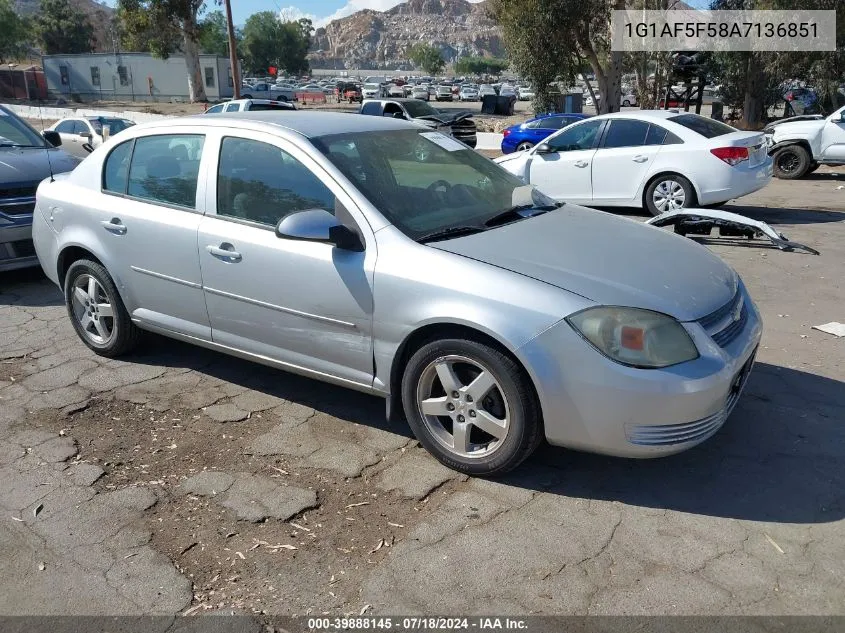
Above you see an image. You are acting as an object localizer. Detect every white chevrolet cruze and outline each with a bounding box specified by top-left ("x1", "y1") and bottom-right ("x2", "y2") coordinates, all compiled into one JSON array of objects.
[{"x1": 496, "y1": 111, "x2": 773, "y2": 215}]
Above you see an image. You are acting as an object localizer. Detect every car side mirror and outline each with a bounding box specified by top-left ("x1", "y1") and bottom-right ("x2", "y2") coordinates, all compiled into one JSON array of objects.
[
  {"x1": 534, "y1": 143, "x2": 553, "y2": 154},
  {"x1": 275, "y1": 209, "x2": 364, "y2": 252},
  {"x1": 78, "y1": 131, "x2": 91, "y2": 138},
  {"x1": 43, "y1": 130, "x2": 61, "y2": 146},
  {"x1": 840, "y1": 112, "x2": 845, "y2": 123}
]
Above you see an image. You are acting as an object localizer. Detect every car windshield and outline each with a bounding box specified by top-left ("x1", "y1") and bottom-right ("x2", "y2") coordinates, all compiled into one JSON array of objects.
[
  {"x1": 313, "y1": 129, "x2": 556, "y2": 240},
  {"x1": 90, "y1": 118, "x2": 133, "y2": 134},
  {"x1": 0, "y1": 108, "x2": 48, "y2": 147},
  {"x1": 668, "y1": 113, "x2": 736, "y2": 138},
  {"x1": 402, "y1": 100, "x2": 440, "y2": 118}
]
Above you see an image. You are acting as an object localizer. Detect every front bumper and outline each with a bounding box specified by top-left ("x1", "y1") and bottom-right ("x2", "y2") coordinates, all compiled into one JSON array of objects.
[
  {"x1": 0, "y1": 196, "x2": 37, "y2": 272},
  {"x1": 518, "y1": 286, "x2": 762, "y2": 458}
]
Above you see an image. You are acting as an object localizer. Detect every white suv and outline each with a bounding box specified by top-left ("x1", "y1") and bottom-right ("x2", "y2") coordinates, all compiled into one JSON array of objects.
[{"x1": 765, "y1": 105, "x2": 845, "y2": 179}]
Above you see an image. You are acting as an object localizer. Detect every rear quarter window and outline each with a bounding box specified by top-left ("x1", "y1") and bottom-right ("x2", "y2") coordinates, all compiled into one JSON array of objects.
[{"x1": 668, "y1": 114, "x2": 736, "y2": 138}]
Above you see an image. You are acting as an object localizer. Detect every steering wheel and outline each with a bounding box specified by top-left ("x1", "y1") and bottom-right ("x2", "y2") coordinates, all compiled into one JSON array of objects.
[{"x1": 427, "y1": 179, "x2": 452, "y2": 193}]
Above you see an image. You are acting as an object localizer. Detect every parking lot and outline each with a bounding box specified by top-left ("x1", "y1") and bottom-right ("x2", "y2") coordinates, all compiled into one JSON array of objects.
[{"x1": 1, "y1": 166, "x2": 843, "y2": 616}]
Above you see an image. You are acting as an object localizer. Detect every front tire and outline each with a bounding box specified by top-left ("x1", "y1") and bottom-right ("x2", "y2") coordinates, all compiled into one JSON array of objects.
[
  {"x1": 401, "y1": 338, "x2": 542, "y2": 476},
  {"x1": 64, "y1": 259, "x2": 140, "y2": 357},
  {"x1": 645, "y1": 174, "x2": 696, "y2": 216},
  {"x1": 772, "y1": 145, "x2": 811, "y2": 179}
]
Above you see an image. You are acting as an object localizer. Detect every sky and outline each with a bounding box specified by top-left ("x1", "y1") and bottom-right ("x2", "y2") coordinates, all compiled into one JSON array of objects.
[{"x1": 100, "y1": 0, "x2": 711, "y2": 30}]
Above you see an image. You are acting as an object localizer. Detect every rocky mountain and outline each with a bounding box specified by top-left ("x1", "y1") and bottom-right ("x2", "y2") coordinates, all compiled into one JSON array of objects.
[
  {"x1": 14, "y1": 0, "x2": 116, "y2": 54},
  {"x1": 309, "y1": 0, "x2": 504, "y2": 70}
]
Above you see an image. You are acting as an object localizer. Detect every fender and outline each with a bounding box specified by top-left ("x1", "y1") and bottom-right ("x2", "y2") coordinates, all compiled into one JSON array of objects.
[{"x1": 767, "y1": 139, "x2": 813, "y2": 155}]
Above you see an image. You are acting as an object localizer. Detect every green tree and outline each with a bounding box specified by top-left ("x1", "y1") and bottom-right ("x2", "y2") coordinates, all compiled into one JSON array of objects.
[
  {"x1": 490, "y1": 0, "x2": 624, "y2": 114},
  {"x1": 454, "y1": 56, "x2": 510, "y2": 76},
  {"x1": 118, "y1": 0, "x2": 208, "y2": 102},
  {"x1": 0, "y1": 0, "x2": 32, "y2": 63},
  {"x1": 709, "y1": 0, "x2": 844, "y2": 128},
  {"x1": 36, "y1": 0, "x2": 94, "y2": 55},
  {"x1": 198, "y1": 10, "x2": 232, "y2": 57},
  {"x1": 242, "y1": 12, "x2": 311, "y2": 76},
  {"x1": 409, "y1": 44, "x2": 446, "y2": 76}
]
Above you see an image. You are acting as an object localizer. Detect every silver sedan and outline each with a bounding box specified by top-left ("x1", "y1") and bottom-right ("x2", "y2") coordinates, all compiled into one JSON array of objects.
[{"x1": 32, "y1": 112, "x2": 761, "y2": 475}]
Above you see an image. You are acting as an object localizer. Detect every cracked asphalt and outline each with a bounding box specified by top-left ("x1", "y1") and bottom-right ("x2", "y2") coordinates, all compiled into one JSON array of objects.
[{"x1": 0, "y1": 171, "x2": 843, "y2": 616}]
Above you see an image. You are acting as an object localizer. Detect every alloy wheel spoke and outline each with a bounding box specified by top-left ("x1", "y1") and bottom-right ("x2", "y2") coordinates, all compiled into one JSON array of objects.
[
  {"x1": 72, "y1": 286, "x2": 88, "y2": 308},
  {"x1": 420, "y1": 396, "x2": 450, "y2": 417},
  {"x1": 466, "y1": 371, "x2": 496, "y2": 402},
  {"x1": 451, "y1": 420, "x2": 471, "y2": 454},
  {"x1": 434, "y1": 361, "x2": 462, "y2": 393},
  {"x1": 79, "y1": 313, "x2": 93, "y2": 331},
  {"x1": 87, "y1": 276, "x2": 98, "y2": 300},
  {"x1": 472, "y1": 409, "x2": 508, "y2": 440},
  {"x1": 94, "y1": 317, "x2": 110, "y2": 340},
  {"x1": 96, "y1": 302, "x2": 113, "y2": 318}
]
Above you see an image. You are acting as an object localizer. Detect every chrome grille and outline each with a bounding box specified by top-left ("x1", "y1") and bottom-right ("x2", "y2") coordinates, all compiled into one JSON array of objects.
[{"x1": 698, "y1": 289, "x2": 747, "y2": 348}]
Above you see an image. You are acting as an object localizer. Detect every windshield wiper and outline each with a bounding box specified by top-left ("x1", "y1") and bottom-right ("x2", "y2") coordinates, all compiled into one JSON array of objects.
[
  {"x1": 483, "y1": 203, "x2": 561, "y2": 228},
  {"x1": 416, "y1": 225, "x2": 487, "y2": 244}
]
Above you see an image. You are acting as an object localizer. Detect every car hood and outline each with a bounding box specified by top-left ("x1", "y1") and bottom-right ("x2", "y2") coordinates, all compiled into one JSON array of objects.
[
  {"x1": 770, "y1": 118, "x2": 824, "y2": 140},
  {"x1": 0, "y1": 147, "x2": 79, "y2": 187},
  {"x1": 432, "y1": 204, "x2": 737, "y2": 322}
]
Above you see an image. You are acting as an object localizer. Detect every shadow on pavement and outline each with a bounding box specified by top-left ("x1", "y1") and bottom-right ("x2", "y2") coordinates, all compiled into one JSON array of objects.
[
  {"x1": 0, "y1": 268, "x2": 64, "y2": 308},
  {"x1": 130, "y1": 334, "x2": 844, "y2": 525}
]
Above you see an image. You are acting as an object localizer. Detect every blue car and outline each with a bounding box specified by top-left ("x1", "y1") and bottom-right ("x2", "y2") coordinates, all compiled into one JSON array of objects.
[{"x1": 501, "y1": 112, "x2": 592, "y2": 154}]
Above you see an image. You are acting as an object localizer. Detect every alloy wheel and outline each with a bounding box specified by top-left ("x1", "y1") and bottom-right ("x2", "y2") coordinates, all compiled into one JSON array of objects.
[
  {"x1": 516, "y1": 142, "x2": 534, "y2": 151},
  {"x1": 652, "y1": 179, "x2": 687, "y2": 212},
  {"x1": 777, "y1": 151, "x2": 800, "y2": 174},
  {"x1": 70, "y1": 274, "x2": 115, "y2": 345},
  {"x1": 415, "y1": 355, "x2": 510, "y2": 459}
]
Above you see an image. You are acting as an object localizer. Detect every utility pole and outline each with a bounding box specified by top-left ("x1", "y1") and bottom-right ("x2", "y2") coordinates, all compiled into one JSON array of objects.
[{"x1": 224, "y1": 0, "x2": 240, "y2": 99}]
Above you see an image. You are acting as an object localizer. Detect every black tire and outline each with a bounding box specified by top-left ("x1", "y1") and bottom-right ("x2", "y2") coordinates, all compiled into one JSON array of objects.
[
  {"x1": 644, "y1": 173, "x2": 696, "y2": 216},
  {"x1": 807, "y1": 161, "x2": 820, "y2": 174},
  {"x1": 64, "y1": 259, "x2": 140, "y2": 357},
  {"x1": 401, "y1": 338, "x2": 543, "y2": 477},
  {"x1": 772, "y1": 145, "x2": 811, "y2": 179},
  {"x1": 516, "y1": 141, "x2": 534, "y2": 152},
  {"x1": 622, "y1": 99, "x2": 631, "y2": 107},
  {"x1": 241, "y1": 93, "x2": 252, "y2": 99}
]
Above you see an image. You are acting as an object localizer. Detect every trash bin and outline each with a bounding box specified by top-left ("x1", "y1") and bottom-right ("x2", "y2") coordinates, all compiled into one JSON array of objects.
[
  {"x1": 481, "y1": 95, "x2": 516, "y2": 115},
  {"x1": 548, "y1": 92, "x2": 583, "y2": 114}
]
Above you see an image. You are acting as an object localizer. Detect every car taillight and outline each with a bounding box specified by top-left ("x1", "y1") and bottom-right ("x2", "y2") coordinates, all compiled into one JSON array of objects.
[
  {"x1": 710, "y1": 146, "x2": 749, "y2": 166},
  {"x1": 503, "y1": 129, "x2": 511, "y2": 137}
]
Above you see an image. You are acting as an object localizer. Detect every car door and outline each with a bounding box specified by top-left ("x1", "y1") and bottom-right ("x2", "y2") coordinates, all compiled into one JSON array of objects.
[
  {"x1": 97, "y1": 131, "x2": 212, "y2": 339},
  {"x1": 197, "y1": 130, "x2": 375, "y2": 387},
  {"x1": 54, "y1": 120, "x2": 86, "y2": 157},
  {"x1": 590, "y1": 118, "x2": 662, "y2": 205},
  {"x1": 819, "y1": 108, "x2": 845, "y2": 161},
  {"x1": 526, "y1": 118, "x2": 605, "y2": 203}
]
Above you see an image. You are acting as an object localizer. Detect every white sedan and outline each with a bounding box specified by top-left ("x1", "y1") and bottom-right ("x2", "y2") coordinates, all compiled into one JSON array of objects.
[
  {"x1": 47, "y1": 116, "x2": 135, "y2": 158},
  {"x1": 495, "y1": 111, "x2": 772, "y2": 215}
]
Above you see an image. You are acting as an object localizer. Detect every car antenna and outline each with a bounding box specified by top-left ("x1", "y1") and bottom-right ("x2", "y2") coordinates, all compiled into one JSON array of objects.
[{"x1": 38, "y1": 103, "x2": 56, "y2": 182}]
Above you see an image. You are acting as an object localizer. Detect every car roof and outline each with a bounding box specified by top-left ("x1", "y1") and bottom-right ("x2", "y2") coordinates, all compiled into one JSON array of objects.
[
  {"x1": 592, "y1": 110, "x2": 687, "y2": 121},
  {"x1": 135, "y1": 110, "x2": 416, "y2": 139}
]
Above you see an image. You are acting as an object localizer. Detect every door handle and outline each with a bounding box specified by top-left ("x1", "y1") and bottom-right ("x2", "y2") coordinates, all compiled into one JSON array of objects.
[
  {"x1": 206, "y1": 243, "x2": 242, "y2": 262},
  {"x1": 100, "y1": 218, "x2": 127, "y2": 235},
  {"x1": 632, "y1": 155, "x2": 649, "y2": 163},
  {"x1": 574, "y1": 160, "x2": 589, "y2": 168}
]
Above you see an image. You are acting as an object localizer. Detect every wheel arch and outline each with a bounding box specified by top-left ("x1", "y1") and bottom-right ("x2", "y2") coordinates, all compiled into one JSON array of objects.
[
  {"x1": 640, "y1": 170, "x2": 701, "y2": 210},
  {"x1": 386, "y1": 321, "x2": 543, "y2": 424},
  {"x1": 56, "y1": 240, "x2": 133, "y2": 309}
]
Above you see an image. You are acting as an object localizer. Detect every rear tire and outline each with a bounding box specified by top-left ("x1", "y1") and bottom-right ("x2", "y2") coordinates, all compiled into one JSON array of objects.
[
  {"x1": 772, "y1": 145, "x2": 811, "y2": 179},
  {"x1": 516, "y1": 141, "x2": 534, "y2": 152},
  {"x1": 622, "y1": 99, "x2": 631, "y2": 106},
  {"x1": 401, "y1": 338, "x2": 543, "y2": 477},
  {"x1": 64, "y1": 259, "x2": 140, "y2": 357},
  {"x1": 645, "y1": 174, "x2": 696, "y2": 216}
]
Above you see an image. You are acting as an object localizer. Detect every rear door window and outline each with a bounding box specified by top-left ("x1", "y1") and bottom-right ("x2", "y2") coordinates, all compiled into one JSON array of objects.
[
  {"x1": 361, "y1": 102, "x2": 382, "y2": 116},
  {"x1": 668, "y1": 114, "x2": 735, "y2": 138},
  {"x1": 601, "y1": 119, "x2": 650, "y2": 148},
  {"x1": 126, "y1": 134, "x2": 205, "y2": 208}
]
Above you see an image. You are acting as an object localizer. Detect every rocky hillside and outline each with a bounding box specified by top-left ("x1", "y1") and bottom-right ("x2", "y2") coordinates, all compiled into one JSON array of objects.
[
  {"x1": 309, "y1": 0, "x2": 504, "y2": 70},
  {"x1": 14, "y1": 0, "x2": 116, "y2": 54}
]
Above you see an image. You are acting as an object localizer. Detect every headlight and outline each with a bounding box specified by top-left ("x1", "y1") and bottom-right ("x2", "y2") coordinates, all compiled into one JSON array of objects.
[{"x1": 567, "y1": 307, "x2": 699, "y2": 369}]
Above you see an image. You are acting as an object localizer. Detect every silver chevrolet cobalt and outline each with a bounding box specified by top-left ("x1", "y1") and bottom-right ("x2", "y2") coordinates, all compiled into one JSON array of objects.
[{"x1": 33, "y1": 112, "x2": 761, "y2": 475}]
